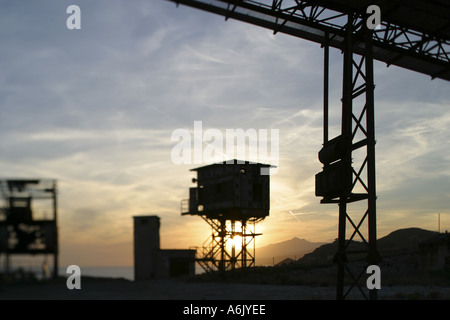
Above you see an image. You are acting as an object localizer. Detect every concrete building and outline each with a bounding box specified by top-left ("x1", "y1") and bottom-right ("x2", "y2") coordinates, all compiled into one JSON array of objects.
[
  {"x1": 133, "y1": 215, "x2": 196, "y2": 281},
  {"x1": 418, "y1": 232, "x2": 450, "y2": 271}
]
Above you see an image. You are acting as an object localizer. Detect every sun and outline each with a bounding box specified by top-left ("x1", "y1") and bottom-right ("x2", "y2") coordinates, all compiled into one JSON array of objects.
[{"x1": 226, "y1": 235, "x2": 243, "y2": 252}]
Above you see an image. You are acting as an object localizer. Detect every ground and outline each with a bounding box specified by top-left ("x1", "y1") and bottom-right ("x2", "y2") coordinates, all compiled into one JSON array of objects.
[{"x1": 1, "y1": 276, "x2": 449, "y2": 300}]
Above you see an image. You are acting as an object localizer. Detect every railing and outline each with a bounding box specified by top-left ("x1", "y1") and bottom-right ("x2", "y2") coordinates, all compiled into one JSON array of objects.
[{"x1": 180, "y1": 199, "x2": 190, "y2": 215}]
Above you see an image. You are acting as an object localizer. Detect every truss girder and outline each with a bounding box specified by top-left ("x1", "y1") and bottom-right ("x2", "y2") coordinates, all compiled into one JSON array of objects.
[{"x1": 197, "y1": 216, "x2": 259, "y2": 272}]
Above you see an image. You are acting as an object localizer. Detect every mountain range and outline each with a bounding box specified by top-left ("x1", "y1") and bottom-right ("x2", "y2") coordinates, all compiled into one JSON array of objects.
[
  {"x1": 255, "y1": 237, "x2": 325, "y2": 266},
  {"x1": 255, "y1": 227, "x2": 440, "y2": 267}
]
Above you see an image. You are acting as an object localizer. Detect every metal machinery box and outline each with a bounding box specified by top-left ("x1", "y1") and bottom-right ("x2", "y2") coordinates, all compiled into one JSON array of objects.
[{"x1": 182, "y1": 160, "x2": 271, "y2": 220}]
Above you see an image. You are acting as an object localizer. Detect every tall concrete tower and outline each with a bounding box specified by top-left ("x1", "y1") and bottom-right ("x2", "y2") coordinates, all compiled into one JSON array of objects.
[{"x1": 133, "y1": 216, "x2": 160, "y2": 281}]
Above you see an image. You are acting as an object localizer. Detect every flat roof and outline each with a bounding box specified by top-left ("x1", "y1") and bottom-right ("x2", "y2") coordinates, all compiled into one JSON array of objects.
[{"x1": 190, "y1": 159, "x2": 272, "y2": 171}]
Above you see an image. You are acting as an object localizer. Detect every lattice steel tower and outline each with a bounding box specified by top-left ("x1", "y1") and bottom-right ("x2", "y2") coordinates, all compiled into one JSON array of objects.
[{"x1": 181, "y1": 160, "x2": 271, "y2": 272}]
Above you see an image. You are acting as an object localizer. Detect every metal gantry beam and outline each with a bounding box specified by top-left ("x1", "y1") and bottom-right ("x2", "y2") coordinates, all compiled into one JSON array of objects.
[
  {"x1": 337, "y1": 14, "x2": 378, "y2": 300},
  {"x1": 316, "y1": 12, "x2": 379, "y2": 299},
  {"x1": 167, "y1": 0, "x2": 450, "y2": 80}
]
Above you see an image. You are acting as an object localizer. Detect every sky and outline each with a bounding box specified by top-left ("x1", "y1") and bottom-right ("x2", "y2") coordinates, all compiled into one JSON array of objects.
[{"x1": 0, "y1": 0, "x2": 449, "y2": 268}]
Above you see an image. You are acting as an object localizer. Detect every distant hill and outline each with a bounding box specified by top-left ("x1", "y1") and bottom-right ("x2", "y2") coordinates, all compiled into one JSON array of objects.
[
  {"x1": 255, "y1": 237, "x2": 325, "y2": 266},
  {"x1": 297, "y1": 227, "x2": 439, "y2": 267},
  {"x1": 254, "y1": 228, "x2": 440, "y2": 267},
  {"x1": 377, "y1": 227, "x2": 439, "y2": 256}
]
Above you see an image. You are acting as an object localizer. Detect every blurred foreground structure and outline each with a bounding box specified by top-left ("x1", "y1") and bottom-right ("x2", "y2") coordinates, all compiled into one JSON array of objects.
[
  {"x1": 133, "y1": 215, "x2": 196, "y2": 280},
  {"x1": 181, "y1": 160, "x2": 271, "y2": 273},
  {"x1": 0, "y1": 179, "x2": 58, "y2": 279}
]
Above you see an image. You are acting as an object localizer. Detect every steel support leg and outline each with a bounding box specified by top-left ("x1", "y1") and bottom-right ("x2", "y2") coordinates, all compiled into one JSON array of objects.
[{"x1": 334, "y1": 14, "x2": 379, "y2": 300}]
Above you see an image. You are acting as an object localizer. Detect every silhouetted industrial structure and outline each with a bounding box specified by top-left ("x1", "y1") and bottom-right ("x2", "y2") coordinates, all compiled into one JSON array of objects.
[
  {"x1": 181, "y1": 160, "x2": 271, "y2": 272},
  {"x1": 164, "y1": 0, "x2": 450, "y2": 300},
  {"x1": 133, "y1": 215, "x2": 196, "y2": 280},
  {"x1": 0, "y1": 179, "x2": 58, "y2": 279},
  {"x1": 419, "y1": 232, "x2": 450, "y2": 272}
]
